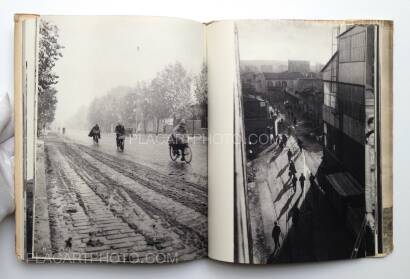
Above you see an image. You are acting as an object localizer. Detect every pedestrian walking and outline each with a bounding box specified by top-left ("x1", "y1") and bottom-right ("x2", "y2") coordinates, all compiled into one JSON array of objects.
[
  {"x1": 292, "y1": 175, "x2": 297, "y2": 193},
  {"x1": 299, "y1": 173, "x2": 306, "y2": 192},
  {"x1": 309, "y1": 173, "x2": 316, "y2": 187},
  {"x1": 309, "y1": 172, "x2": 320, "y2": 204},
  {"x1": 289, "y1": 160, "x2": 296, "y2": 175},
  {"x1": 279, "y1": 140, "x2": 284, "y2": 149},
  {"x1": 297, "y1": 138, "x2": 303, "y2": 152},
  {"x1": 282, "y1": 134, "x2": 288, "y2": 146},
  {"x1": 288, "y1": 169, "x2": 293, "y2": 181},
  {"x1": 272, "y1": 221, "x2": 282, "y2": 253},
  {"x1": 287, "y1": 149, "x2": 292, "y2": 162}
]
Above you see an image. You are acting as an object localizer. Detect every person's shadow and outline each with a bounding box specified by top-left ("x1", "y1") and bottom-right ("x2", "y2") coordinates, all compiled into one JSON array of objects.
[
  {"x1": 274, "y1": 181, "x2": 294, "y2": 203},
  {"x1": 277, "y1": 191, "x2": 296, "y2": 220}
]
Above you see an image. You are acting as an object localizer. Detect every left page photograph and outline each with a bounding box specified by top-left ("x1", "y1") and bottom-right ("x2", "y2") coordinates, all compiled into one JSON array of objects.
[{"x1": 15, "y1": 15, "x2": 208, "y2": 263}]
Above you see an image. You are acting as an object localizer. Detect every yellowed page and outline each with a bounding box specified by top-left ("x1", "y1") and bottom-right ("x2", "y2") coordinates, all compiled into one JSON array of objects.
[
  {"x1": 14, "y1": 13, "x2": 40, "y2": 261},
  {"x1": 207, "y1": 21, "x2": 236, "y2": 262},
  {"x1": 378, "y1": 20, "x2": 393, "y2": 256}
]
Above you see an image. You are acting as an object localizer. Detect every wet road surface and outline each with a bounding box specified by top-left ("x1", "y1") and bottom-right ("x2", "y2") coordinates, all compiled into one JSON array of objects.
[{"x1": 34, "y1": 133, "x2": 207, "y2": 262}]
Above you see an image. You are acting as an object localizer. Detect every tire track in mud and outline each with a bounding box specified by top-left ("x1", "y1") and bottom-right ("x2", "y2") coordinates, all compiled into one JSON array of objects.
[
  {"x1": 80, "y1": 143, "x2": 207, "y2": 192},
  {"x1": 53, "y1": 141, "x2": 207, "y2": 256},
  {"x1": 44, "y1": 143, "x2": 158, "y2": 259},
  {"x1": 74, "y1": 143, "x2": 208, "y2": 216}
]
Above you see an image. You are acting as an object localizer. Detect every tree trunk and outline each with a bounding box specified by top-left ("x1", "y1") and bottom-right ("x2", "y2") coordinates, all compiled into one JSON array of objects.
[
  {"x1": 156, "y1": 118, "x2": 160, "y2": 135},
  {"x1": 143, "y1": 120, "x2": 147, "y2": 134}
]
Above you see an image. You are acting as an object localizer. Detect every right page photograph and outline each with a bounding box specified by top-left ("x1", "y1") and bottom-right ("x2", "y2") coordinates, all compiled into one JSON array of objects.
[{"x1": 233, "y1": 20, "x2": 393, "y2": 264}]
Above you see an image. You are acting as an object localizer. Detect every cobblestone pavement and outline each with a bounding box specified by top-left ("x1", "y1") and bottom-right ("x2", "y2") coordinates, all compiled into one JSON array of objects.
[{"x1": 34, "y1": 134, "x2": 207, "y2": 263}]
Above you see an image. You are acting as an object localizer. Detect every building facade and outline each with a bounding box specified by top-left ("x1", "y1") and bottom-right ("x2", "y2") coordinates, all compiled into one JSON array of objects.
[
  {"x1": 241, "y1": 71, "x2": 323, "y2": 131},
  {"x1": 321, "y1": 25, "x2": 378, "y2": 255},
  {"x1": 241, "y1": 72, "x2": 267, "y2": 95},
  {"x1": 288, "y1": 60, "x2": 310, "y2": 73}
]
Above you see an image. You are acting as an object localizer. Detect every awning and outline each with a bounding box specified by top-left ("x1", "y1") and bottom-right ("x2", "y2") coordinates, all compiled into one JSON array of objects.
[{"x1": 326, "y1": 172, "x2": 363, "y2": 197}]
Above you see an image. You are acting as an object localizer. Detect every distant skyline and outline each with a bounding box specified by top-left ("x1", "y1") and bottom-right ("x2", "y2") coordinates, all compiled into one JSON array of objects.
[
  {"x1": 43, "y1": 16, "x2": 205, "y2": 126},
  {"x1": 237, "y1": 20, "x2": 335, "y2": 66},
  {"x1": 240, "y1": 59, "x2": 325, "y2": 72}
]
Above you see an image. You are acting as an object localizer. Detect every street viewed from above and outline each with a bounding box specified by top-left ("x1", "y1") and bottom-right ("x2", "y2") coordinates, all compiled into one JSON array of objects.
[{"x1": 234, "y1": 21, "x2": 389, "y2": 263}]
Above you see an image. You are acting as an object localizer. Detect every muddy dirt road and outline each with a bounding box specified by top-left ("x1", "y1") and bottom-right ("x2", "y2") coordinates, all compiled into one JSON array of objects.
[{"x1": 35, "y1": 134, "x2": 207, "y2": 263}]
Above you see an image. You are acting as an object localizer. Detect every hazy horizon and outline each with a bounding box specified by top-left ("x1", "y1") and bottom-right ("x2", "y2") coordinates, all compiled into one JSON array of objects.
[
  {"x1": 43, "y1": 16, "x2": 205, "y2": 127},
  {"x1": 237, "y1": 20, "x2": 335, "y2": 67}
]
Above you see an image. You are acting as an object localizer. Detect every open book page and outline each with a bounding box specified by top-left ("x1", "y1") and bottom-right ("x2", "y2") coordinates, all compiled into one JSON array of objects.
[
  {"x1": 207, "y1": 21, "x2": 236, "y2": 262},
  {"x1": 378, "y1": 22, "x2": 393, "y2": 256},
  {"x1": 207, "y1": 20, "x2": 393, "y2": 264},
  {"x1": 15, "y1": 15, "x2": 208, "y2": 263},
  {"x1": 14, "y1": 14, "x2": 38, "y2": 261}
]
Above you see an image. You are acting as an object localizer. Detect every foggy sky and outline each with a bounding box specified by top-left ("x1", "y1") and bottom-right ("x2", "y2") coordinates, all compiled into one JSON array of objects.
[
  {"x1": 237, "y1": 20, "x2": 335, "y2": 66},
  {"x1": 43, "y1": 16, "x2": 205, "y2": 126}
]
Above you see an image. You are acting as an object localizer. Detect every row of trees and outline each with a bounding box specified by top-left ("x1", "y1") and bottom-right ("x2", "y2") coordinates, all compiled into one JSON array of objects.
[
  {"x1": 38, "y1": 20, "x2": 64, "y2": 134},
  {"x1": 36, "y1": 19, "x2": 207, "y2": 134},
  {"x1": 87, "y1": 62, "x2": 207, "y2": 134}
]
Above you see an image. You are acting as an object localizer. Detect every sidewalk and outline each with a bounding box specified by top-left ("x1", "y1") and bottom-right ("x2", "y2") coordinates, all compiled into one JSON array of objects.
[
  {"x1": 272, "y1": 182, "x2": 354, "y2": 263},
  {"x1": 247, "y1": 133, "x2": 323, "y2": 263},
  {"x1": 246, "y1": 107, "x2": 356, "y2": 263}
]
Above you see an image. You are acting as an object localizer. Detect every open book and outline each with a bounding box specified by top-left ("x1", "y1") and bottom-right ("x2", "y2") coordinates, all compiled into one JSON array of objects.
[{"x1": 14, "y1": 15, "x2": 393, "y2": 264}]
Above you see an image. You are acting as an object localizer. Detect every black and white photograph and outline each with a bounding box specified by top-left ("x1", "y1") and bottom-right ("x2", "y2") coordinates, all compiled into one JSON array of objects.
[
  {"x1": 1, "y1": 0, "x2": 409, "y2": 277},
  {"x1": 233, "y1": 21, "x2": 391, "y2": 264},
  {"x1": 25, "y1": 16, "x2": 208, "y2": 263}
]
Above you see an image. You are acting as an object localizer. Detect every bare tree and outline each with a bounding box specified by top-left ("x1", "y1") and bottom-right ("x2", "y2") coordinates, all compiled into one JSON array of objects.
[
  {"x1": 150, "y1": 62, "x2": 193, "y2": 134},
  {"x1": 193, "y1": 63, "x2": 207, "y2": 127},
  {"x1": 194, "y1": 63, "x2": 207, "y2": 106},
  {"x1": 87, "y1": 87, "x2": 132, "y2": 132},
  {"x1": 87, "y1": 63, "x2": 194, "y2": 135},
  {"x1": 38, "y1": 20, "x2": 64, "y2": 134}
]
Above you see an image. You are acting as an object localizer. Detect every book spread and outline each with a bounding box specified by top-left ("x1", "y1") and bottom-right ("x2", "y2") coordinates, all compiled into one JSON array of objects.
[{"x1": 14, "y1": 15, "x2": 393, "y2": 264}]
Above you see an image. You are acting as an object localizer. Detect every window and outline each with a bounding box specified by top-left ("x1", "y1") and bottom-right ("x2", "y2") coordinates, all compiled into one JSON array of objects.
[
  {"x1": 339, "y1": 37, "x2": 351, "y2": 62},
  {"x1": 339, "y1": 31, "x2": 366, "y2": 63},
  {"x1": 351, "y1": 32, "x2": 366, "y2": 61},
  {"x1": 337, "y1": 83, "x2": 365, "y2": 121},
  {"x1": 324, "y1": 82, "x2": 337, "y2": 109},
  {"x1": 330, "y1": 58, "x2": 337, "y2": 92}
]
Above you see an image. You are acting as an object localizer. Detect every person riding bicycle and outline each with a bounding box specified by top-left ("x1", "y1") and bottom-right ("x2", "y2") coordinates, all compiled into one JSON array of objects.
[
  {"x1": 88, "y1": 124, "x2": 101, "y2": 142},
  {"x1": 169, "y1": 119, "x2": 188, "y2": 161},
  {"x1": 115, "y1": 122, "x2": 125, "y2": 149}
]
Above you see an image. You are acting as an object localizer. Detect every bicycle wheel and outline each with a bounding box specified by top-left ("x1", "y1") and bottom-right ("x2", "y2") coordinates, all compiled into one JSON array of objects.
[
  {"x1": 183, "y1": 146, "x2": 192, "y2": 163},
  {"x1": 169, "y1": 145, "x2": 178, "y2": 161}
]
